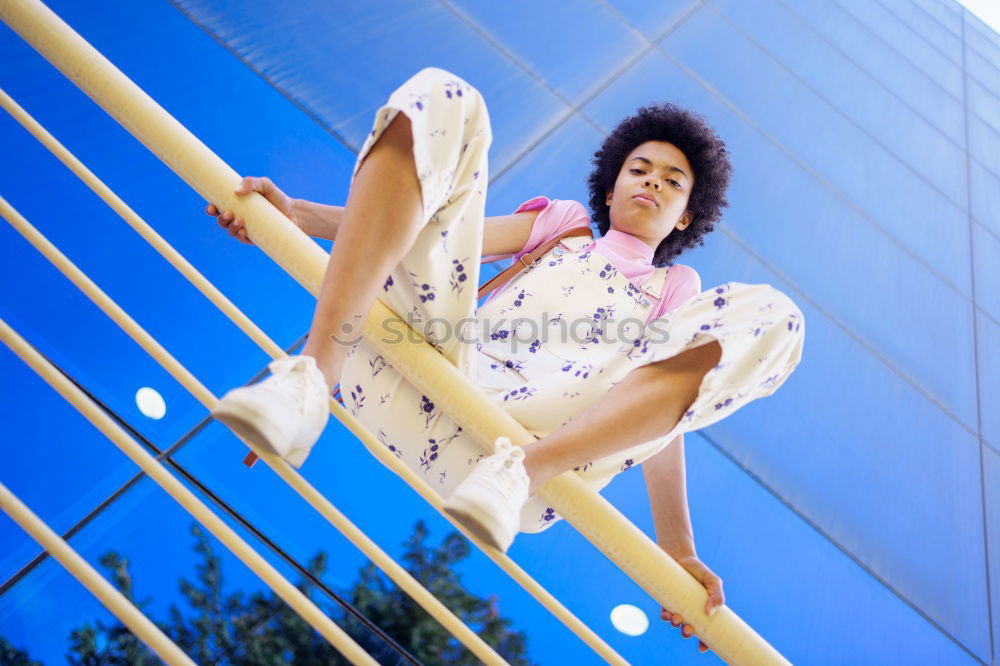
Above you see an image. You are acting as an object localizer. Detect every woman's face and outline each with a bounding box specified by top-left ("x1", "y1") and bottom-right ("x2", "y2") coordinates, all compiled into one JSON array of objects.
[{"x1": 605, "y1": 140, "x2": 695, "y2": 250}]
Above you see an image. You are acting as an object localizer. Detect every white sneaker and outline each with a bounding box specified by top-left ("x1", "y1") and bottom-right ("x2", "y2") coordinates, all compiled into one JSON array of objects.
[
  {"x1": 211, "y1": 355, "x2": 330, "y2": 469},
  {"x1": 443, "y1": 436, "x2": 530, "y2": 553}
]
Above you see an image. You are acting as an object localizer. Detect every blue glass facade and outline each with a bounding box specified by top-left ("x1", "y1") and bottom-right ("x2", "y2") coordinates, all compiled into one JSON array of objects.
[{"x1": 1, "y1": 1, "x2": 997, "y2": 663}]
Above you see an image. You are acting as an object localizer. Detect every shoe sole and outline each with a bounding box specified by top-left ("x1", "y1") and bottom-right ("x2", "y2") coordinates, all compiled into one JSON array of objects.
[
  {"x1": 442, "y1": 495, "x2": 512, "y2": 553},
  {"x1": 211, "y1": 400, "x2": 309, "y2": 470}
]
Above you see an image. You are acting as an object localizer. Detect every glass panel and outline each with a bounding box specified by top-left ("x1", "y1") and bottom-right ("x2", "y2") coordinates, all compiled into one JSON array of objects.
[
  {"x1": 965, "y1": 35, "x2": 1000, "y2": 98},
  {"x1": 972, "y1": 220, "x2": 1000, "y2": 322},
  {"x1": 912, "y1": 0, "x2": 963, "y2": 36},
  {"x1": 965, "y1": 12, "x2": 1000, "y2": 65},
  {"x1": 446, "y1": 0, "x2": 646, "y2": 104},
  {"x1": 173, "y1": 0, "x2": 568, "y2": 174},
  {"x1": 977, "y1": 315, "x2": 1000, "y2": 449},
  {"x1": 0, "y1": 336, "x2": 141, "y2": 585},
  {"x1": 483, "y1": 113, "x2": 603, "y2": 291},
  {"x1": 836, "y1": 0, "x2": 963, "y2": 98},
  {"x1": 686, "y1": 238, "x2": 989, "y2": 659},
  {"x1": 538, "y1": 424, "x2": 982, "y2": 663},
  {"x1": 714, "y1": 0, "x2": 967, "y2": 203},
  {"x1": 984, "y1": 446, "x2": 1000, "y2": 659},
  {"x1": 878, "y1": 0, "x2": 964, "y2": 59},
  {"x1": 967, "y1": 76, "x2": 1000, "y2": 144},
  {"x1": 659, "y1": 7, "x2": 972, "y2": 297},
  {"x1": 488, "y1": 114, "x2": 604, "y2": 214},
  {"x1": 600, "y1": 0, "x2": 704, "y2": 42},
  {"x1": 969, "y1": 159, "x2": 1000, "y2": 239},
  {"x1": 782, "y1": 1, "x2": 965, "y2": 145},
  {"x1": 967, "y1": 100, "x2": 1000, "y2": 183}
]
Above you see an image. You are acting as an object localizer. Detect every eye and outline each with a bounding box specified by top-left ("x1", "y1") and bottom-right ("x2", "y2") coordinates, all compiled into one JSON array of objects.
[
  {"x1": 629, "y1": 168, "x2": 644, "y2": 175},
  {"x1": 670, "y1": 179, "x2": 681, "y2": 188}
]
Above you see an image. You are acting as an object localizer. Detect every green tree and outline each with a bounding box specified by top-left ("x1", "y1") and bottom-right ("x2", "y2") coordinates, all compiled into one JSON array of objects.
[
  {"x1": 0, "y1": 636, "x2": 42, "y2": 666},
  {"x1": 0, "y1": 520, "x2": 534, "y2": 665},
  {"x1": 65, "y1": 552, "x2": 160, "y2": 666},
  {"x1": 347, "y1": 520, "x2": 531, "y2": 665}
]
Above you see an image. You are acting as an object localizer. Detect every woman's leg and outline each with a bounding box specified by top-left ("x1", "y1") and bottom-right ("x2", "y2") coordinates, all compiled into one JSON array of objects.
[
  {"x1": 300, "y1": 113, "x2": 424, "y2": 389},
  {"x1": 323, "y1": 68, "x2": 491, "y2": 386},
  {"x1": 213, "y1": 67, "x2": 491, "y2": 468},
  {"x1": 448, "y1": 282, "x2": 803, "y2": 545},
  {"x1": 521, "y1": 340, "x2": 722, "y2": 495},
  {"x1": 521, "y1": 281, "x2": 805, "y2": 497}
]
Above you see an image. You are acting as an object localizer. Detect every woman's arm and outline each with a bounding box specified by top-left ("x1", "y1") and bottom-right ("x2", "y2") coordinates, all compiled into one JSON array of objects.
[
  {"x1": 291, "y1": 198, "x2": 539, "y2": 258},
  {"x1": 290, "y1": 199, "x2": 344, "y2": 240},
  {"x1": 481, "y1": 210, "x2": 539, "y2": 257},
  {"x1": 641, "y1": 433, "x2": 697, "y2": 557}
]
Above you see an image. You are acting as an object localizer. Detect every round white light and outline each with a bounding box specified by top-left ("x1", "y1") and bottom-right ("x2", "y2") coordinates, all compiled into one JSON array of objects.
[
  {"x1": 135, "y1": 387, "x2": 166, "y2": 419},
  {"x1": 610, "y1": 603, "x2": 649, "y2": 636}
]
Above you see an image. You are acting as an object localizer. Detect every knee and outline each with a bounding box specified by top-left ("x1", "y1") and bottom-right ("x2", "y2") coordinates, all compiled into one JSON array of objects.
[
  {"x1": 408, "y1": 67, "x2": 490, "y2": 134},
  {"x1": 763, "y1": 286, "x2": 805, "y2": 346},
  {"x1": 409, "y1": 67, "x2": 481, "y2": 102},
  {"x1": 379, "y1": 112, "x2": 415, "y2": 152},
  {"x1": 773, "y1": 287, "x2": 804, "y2": 325}
]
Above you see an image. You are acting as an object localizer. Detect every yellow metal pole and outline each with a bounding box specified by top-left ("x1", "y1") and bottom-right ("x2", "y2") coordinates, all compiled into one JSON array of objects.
[
  {"x1": 0, "y1": 481, "x2": 196, "y2": 666},
  {"x1": 0, "y1": 317, "x2": 379, "y2": 666}
]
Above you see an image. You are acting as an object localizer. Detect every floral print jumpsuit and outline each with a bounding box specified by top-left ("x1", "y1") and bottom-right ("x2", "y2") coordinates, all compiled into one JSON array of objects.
[{"x1": 339, "y1": 67, "x2": 806, "y2": 534}]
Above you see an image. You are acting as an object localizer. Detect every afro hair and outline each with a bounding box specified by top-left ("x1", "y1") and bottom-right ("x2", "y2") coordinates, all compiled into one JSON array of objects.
[{"x1": 586, "y1": 103, "x2": 733, "y2": 266}]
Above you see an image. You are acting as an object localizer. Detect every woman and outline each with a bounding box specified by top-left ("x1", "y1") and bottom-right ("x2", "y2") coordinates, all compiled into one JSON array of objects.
[{"x1": 207, "y1": 67, "x2": 805, "y2": 653}]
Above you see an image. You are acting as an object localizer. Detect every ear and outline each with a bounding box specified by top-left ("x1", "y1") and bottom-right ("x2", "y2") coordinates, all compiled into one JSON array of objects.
[
  {"x1": 676, "y1": 211, "x2": 693, "y2": 231},
  {"x1": 605, "y1": 188, "x2": 613, "y2": 207}
]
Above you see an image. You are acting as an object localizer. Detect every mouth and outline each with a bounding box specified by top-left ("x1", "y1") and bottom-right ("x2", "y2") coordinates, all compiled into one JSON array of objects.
[{"x1": 632, "y1": 194, "x2": 657, "y2": 207}]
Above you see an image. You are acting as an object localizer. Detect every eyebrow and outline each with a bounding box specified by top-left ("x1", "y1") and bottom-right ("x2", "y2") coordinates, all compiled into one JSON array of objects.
[{"x1": 629, "y1": 156, "x2": 689, "y2": 180}]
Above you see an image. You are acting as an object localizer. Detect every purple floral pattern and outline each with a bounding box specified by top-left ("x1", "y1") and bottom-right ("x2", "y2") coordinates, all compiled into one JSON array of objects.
[
  {"x1": 560, "y1": 359, "x2": 598, "y2": 379},
  {"x1": 419, "y1": 425, "x2": 463, "y2": 475},
  {"x1": 502, "y1": 386, "x2": 536, "y2": 402},
  {"x1": 377, "y1": 428, "x2": 404, "y2": 459},
  {"x1": 418, "y1": 394, "x2": 437, "y2": 428},
  {"x1": 577, "y1": 305, "x2": 616, "y2": 350},
  {"x1": 491, "y1": 358, "x2": 526, "y2": 374},
  {"x1": 499, "y1": 288, "x2": 532, "y2": 314},
  {"x1": 443, "y1": 80, "x2": 466, "y2": 99},
  {"x1": 348, "y1": 384, "x2": 365, "y2": 416},
  {"x1": 619, "y1": 334, "x2": 651, "y2": 360},
  {"x1": 369, "y1": 354, "x2": 387, "y2": 379},
  {"x1": 598, "y1": 262, "x2": 618, "y2": 281},
  {"x1": 449, "y1": 257, "x2": 469, "y2": 295},
  {"x1": 409, "y1": 270, "x2": 438, "y2": 304}
]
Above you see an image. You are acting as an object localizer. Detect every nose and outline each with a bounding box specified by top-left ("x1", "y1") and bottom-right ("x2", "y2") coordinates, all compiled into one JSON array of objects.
[{"x1": 645, "y1": 179, "x2": 661, "y2": 191}]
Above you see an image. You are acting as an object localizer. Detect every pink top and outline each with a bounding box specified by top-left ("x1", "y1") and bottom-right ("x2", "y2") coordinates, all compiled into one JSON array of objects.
[{"x1": 481, "y1": 196, "x2": 702, "y2": 319}]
